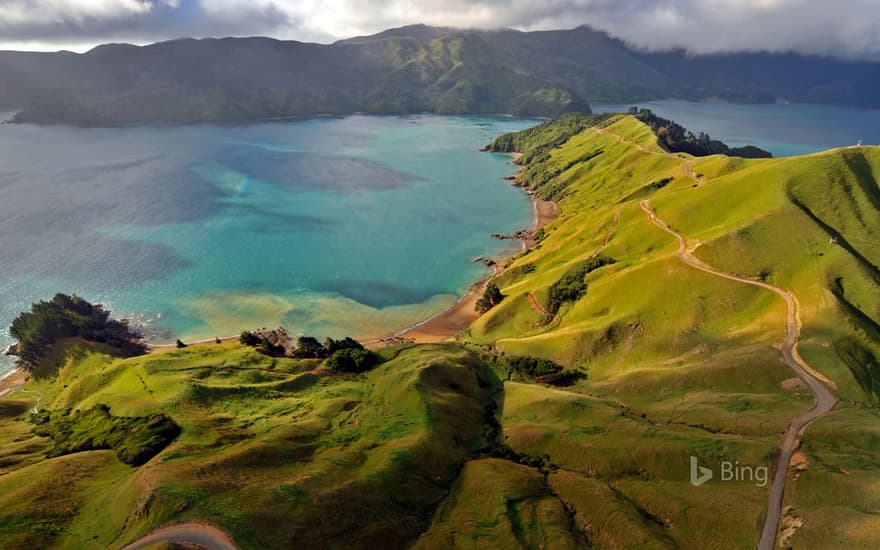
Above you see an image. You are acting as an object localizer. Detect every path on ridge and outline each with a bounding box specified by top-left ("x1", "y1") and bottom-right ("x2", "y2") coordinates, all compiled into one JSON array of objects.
[{"x1": 638, "y1": 199, "x2": 837, "y2": 550}]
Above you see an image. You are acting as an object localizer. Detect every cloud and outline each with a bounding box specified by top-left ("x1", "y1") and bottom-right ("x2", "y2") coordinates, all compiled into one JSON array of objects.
[{"x1": 1, "y1": 0, "x2": 879, "y2": 60}]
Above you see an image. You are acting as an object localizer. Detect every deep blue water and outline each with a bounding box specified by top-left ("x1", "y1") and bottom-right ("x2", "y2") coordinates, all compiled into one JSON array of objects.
[
  {"x1": 0, "y1": 115, "x2": 537, "y2": 375},
  {"x1": 593, "y1": 100, "x2": 880, "y2": 157}
]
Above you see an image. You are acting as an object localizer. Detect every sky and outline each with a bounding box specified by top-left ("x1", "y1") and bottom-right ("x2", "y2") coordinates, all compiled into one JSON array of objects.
[{"x1": 1, "y1": 0, "x2": 879, "y2": 59}]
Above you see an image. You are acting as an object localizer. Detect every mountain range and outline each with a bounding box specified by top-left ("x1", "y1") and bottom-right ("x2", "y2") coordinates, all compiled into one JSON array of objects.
[{"x1": 3, "y1": 24, "x2": 880, "y2": 125}]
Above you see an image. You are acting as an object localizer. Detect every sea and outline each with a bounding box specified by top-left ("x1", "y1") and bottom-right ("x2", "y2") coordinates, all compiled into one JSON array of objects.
[
  {"x1": 593, "y1": 99, "x2": 880, "y2": 157},
  {"x1": 3, "y1": 101, "x2": 880, "y2": 377},
  {"x1": 0, "y1": 115, "x2": 536, "y2": 376}
]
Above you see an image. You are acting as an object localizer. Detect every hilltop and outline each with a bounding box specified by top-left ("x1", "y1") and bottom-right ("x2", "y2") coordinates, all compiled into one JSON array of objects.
[
  {"x1": 4, "y1": 25, "x2": 880, "y2": 124},
  {"x1": 0, "y1": 113, "x2": 878, "y2": 549}
]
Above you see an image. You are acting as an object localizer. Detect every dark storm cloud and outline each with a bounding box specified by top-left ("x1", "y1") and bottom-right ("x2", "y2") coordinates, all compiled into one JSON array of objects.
[{"x1": 2, "y1": 0, "x2": 879, "y2": 59}]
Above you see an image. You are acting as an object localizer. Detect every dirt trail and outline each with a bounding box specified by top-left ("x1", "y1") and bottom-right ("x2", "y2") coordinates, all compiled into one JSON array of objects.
[
  {"x1": 639, "y1": 200, "x2": 837, "y2": 550},
  {"x1": 120, "y1": 522, "x2": 238, "y2": 550},
  {"x1": 526, "y1": 292, "x2": 551, "y2": 317},
  {"x1": 591, "y1": 127, "x2": 705, "y2": 184},
  {"x1": 596, "y1": 207, "x2": 622, "y2": 252}
]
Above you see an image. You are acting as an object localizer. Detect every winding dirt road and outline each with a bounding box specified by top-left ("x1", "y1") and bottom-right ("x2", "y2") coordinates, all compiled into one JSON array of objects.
[
  {"x1": 639, "y1": 200, "x2": 837, "y2": 549},
  {"x1": 120, "y1": 522, "x2": 238, "y2": 550}
]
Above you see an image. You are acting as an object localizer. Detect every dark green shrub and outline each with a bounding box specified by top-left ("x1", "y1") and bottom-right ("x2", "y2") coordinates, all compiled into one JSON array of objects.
[
  {"x1": 507, "y1": 355, "x2": 563, "y2": 377},
  {"x1": 325, "y1": 348, "x2": 382, "y2": 373},
  {"x1": 240, "y1": 331, "x2": 260, "y2": 346},
  {"x1": 259, "y1": 337, "x2": 285, "y2": 357},
  {"x1": 293, "y1": 336, "x2": 325, "y2": 358},
  {"x1": 324, "y1": 337, "x2": 363, "y2": 354},
  {"x1": 476, "y1": 283, "x2": 505, "y2": 314},
  {"x1": 32, "y1": 405, "x2": 180, "y2": 466},
  {"x1": 547, "y1": 256, "x2": 615, "y2": 313}
]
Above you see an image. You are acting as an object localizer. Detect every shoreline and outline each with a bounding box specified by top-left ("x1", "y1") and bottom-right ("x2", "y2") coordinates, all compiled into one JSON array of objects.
[
  {"x1": 4, "y1": 153, "x2": 555, "y2": 367},
  {"x1": 151, "y1": 153, "x2": 556, "y2": 352},
  {"x1": 0, "y1": 367, "x2": 27, "y2": 399},
  {"x1": 371, "y1": 153, "x2": 556, "y2": 346}
]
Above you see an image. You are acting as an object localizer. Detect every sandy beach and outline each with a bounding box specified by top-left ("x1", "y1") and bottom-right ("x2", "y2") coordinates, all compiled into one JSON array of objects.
[
  {"x1": 147, "y1": 155, "x2": 558, "y2": 353},
  {"x1": 13, "y1": 185, "x2": 555, "y2": 362},
  {"x1": 0, "y1": 368, "x2": 27, "y2": 399},
  {"x1": 385, "y1": 159, "x2": 558, "y2": 345}
]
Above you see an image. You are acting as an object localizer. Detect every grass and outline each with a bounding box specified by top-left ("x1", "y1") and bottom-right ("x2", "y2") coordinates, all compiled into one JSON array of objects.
[
  {"x1": 1, "y1": 113, "x2": 878, "y2": 548},
  {"x1": 460, "y1": 114, "x2": 880, "y2": 546},
  {"x1": 0, "y1": 341, "x2": 500, "y2": 548},
  {"x1": 413, "y1": 458, "x2": 584, "y2": 549},
  {"x1": 33, "y1": 405, "x2": 180, "y2": 466},
  {"x1": 781, "y1": 407, "x2": 880, "y2": 549}
]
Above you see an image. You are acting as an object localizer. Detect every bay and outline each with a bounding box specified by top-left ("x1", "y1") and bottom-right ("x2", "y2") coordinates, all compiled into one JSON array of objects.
[{"x1": 0, "y1": 115, "x2": 536, "y2": 375}]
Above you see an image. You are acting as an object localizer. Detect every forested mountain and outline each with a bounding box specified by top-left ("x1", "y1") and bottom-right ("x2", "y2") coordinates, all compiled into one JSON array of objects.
[{"x1": 2, "y1": 24, "x2": 879, "y2": 125}]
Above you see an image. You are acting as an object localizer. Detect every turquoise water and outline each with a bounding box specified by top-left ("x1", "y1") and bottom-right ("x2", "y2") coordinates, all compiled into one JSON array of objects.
[
  {"x1": 594, "y1": 100, "x2": 880, "y2": 157},
  {"x1": 0, "y1": 115, "x2": 537, "y2": 375},
  {"x1": 5, "y1": 101, "x2": 880, "y2": 377}
]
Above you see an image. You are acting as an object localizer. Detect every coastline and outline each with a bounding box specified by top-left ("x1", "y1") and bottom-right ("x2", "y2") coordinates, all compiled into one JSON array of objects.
[
  {"x1": 373, "y1": 153, "x2": 556, "y2": 345},
  {"x1": 0, "y1": 367, "x2": 27, "y2": 399},
  {"x1": 7, "y1": 153, "x2": 553, "y2": 365}
]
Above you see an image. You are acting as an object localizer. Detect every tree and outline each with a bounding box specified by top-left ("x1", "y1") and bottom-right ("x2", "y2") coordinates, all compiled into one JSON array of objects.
[
  {"x1": 240, "y1": 331, "x2": 260, "y2": 346},
  {"x1": 632, "y1": 108, "x2": 771, "y2": 158},
  {"x1": 547, "y1": 256, "x2": 615, "y2": 314},
  {"x1": 294, "y1": 336, "x2": 325, "y2": 358},
  {"x1": 9, "y1": 293, "x2": 145, "y2": 366},
  {"x1": 476, "y1": 283, "x2": 505, "y2": 313},
  {"x1": 325, "y1": 348, "x2": 381, "y2": 373},
  {"x1": 324, "y1": 336, "x2": 363, "y2": 354},
  {"x1": 259, "y1": 337, "x2": 285, "y2": 357}
]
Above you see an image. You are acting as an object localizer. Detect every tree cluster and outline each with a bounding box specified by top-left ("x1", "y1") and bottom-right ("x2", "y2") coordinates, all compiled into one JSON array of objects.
[
  {"x1": 32, "y1": 404, "x2": 180, "y2": 466},
  {"x1": 291, "y1": 336, "x2": 360, "y2": 359},
  {"x1": 238, "y1": 331, "x2": 383, "y2": 373},
  {"x1": 324, "y1": 348, "x2": 382, "y2": 373},
  {"x1": 630, "y1": 108, "x2": 772, "y2": 158},
  {"x1": 505, "y1": 355, "x2": 585, "y2": 387},
  {"x1": 9, "y1": 293, "x2": 146, "y2": 367}
]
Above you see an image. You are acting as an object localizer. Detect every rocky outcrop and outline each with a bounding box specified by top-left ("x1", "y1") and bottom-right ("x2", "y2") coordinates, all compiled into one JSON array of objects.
[{"x1": 491, "y1": 230, "x2": 533, "y2": 241}]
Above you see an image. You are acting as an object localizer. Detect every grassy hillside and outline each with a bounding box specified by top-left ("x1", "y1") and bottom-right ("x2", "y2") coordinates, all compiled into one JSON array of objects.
[
  {"x1": 0, "y1": 341, "x2": 500, "y2": 548},
  {"x1": 6, "y1": 25, "x2": 880, "y2": 124},
  {"x1": 458, "y1": 113, "x2": 880, "y2": 548},
  {"x1": 0, "y1": 113, "x2": 877, "y2": 549}
]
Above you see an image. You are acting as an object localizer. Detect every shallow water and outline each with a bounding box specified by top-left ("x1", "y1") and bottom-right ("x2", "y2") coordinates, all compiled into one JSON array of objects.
[{"x1": 0, "y1": 115, "x2": 537, "y2": 375}]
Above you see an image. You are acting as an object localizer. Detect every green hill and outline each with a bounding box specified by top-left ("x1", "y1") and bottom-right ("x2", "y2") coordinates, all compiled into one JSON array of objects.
[
  {"x1": 0, "y1": 114, "x2": 878, "y2": 549},
  {"x1": 5, "y1": 25, "x2": 880, "y2": 124},
  {"x1": 464, "y1": 113, "x2": 880, "y2": 548}
]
